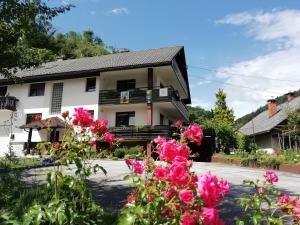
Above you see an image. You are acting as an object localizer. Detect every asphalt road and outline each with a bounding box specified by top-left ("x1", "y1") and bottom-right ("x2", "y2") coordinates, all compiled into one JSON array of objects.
[{"x1": 24, "y1": 160, "x2": 300, "y2": 224}]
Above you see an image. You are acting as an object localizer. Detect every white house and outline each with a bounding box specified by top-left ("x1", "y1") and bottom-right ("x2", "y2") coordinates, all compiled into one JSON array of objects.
[{"x1": 0, "y1": 46, "x2": 191, "y2": 156}]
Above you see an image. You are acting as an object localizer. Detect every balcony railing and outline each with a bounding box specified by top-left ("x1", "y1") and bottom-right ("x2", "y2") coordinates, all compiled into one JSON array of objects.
[
  {"x1": 0, "y1": 96, "x2": 18, "y2": 111},
  {"x1": 109, "y1": 125, "x2": 175, "y2": 140},
  {"x1": 99, "y1": 86, "x2": 189, "y2": 122}
]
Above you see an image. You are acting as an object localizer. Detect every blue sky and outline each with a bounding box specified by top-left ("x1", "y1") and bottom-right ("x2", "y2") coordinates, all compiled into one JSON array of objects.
[{"x1": 51, "y1": 0, "x2": 300, "y2": 118}]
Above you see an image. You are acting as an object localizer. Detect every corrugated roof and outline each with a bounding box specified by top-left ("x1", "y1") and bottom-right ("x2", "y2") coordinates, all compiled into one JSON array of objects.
[
  {"x1": 239, "y1": 96, "x2": 300, "y2": 135},
  {"x1": 0, "y1": 46, "x2": 183, "y2": 80}
]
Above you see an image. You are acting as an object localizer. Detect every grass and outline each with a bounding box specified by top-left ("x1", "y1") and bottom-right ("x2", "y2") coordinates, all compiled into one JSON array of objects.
[{"x1": 0, "y1": 157, "x2": 42, "y2": 169}]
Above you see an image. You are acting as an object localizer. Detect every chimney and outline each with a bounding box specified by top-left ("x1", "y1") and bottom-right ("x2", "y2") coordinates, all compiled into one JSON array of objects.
[
  {"x1": 267, "y1": 99, "x2": 278, "y2": 117},
  {"x1": 287, "y1": 92, "x2": 295, "y2": 102}
]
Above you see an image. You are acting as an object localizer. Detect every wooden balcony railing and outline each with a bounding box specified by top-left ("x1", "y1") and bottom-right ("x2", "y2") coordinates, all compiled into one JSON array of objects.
[
  {"x1": 109, "y1": 125, "x2": 175, "y2": 140},
  {"x1": 0, "y1": 96, "x2": 18, "y2": 111},
  {"x1": 99, "y1": 86, "x2": 189, "y2": 122}
]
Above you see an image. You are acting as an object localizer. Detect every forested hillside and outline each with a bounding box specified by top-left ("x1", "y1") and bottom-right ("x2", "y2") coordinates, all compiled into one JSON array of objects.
[{"x1": 236, "y1": 89, "x2": 300, "y2": 127}]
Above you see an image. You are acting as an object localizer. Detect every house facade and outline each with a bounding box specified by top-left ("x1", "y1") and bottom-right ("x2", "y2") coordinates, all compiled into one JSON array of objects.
[
  {"x1": 239, "y1": 93, "x2": 300, "y2": 152},
  {"x1": 0, "y1": 46, "x2": 191, "y2": 156}
]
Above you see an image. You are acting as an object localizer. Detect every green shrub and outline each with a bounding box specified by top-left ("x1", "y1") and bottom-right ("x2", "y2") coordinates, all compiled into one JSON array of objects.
[
  {"x1": 114, "y1": 148, "x2": 126, "y2": 158},
  {"x1": 98, "y1": 150, "x2": 110, "y2": 159},
  {"x1": 128, "y1": 146, "x2": 144, "y2": 156}
]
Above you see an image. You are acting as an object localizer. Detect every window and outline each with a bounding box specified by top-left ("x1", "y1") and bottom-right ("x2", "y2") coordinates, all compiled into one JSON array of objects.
[
  {"x1": 50, "y1": 83, "x2": 63, "y2": 114},
  {"x1": 0, "y1": 86, "x2": 7, "y2": 96},
  {"x1": 160, "y1": 114, "x2": 164, "y2": 125},
  {"x1": 117, "y1": 79, "x2": 136, "y2": 91},
  {"x1": 86, "y1": 78, "x2": 96, "y2": 92},
  {"x1": 116, "y1": 112, "x2": 135, "y2": 127},
  {"x1": 29, "y1": 83, "x2": 45, "y2": 96},
  {"x1": 87, "y1": 110, "x2": 94, "y2": 119},
  {"x1": 26, "y1": 113, "x2": 42, "y2": 124}
]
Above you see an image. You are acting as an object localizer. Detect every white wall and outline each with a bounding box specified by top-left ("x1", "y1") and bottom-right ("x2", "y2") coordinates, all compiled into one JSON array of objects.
[{"x1": 0, "y1": 75, "x2": 101, "y2": 156}]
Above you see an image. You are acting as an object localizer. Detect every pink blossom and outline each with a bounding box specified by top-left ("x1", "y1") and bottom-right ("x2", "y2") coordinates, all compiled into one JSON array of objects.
[
  {"x1": 280, "y1": 194, "x2": 292, "y2": 204},
  {"x1": 177, "y1": 143, "x2": 190, "y2": 159},
  {"x1": 165, "y1": 187, "x2": 176, "y2": 199},
  {"x1": 61, "y1": 111, "x2": 69, "y2": 118},
  {"x1": 89, "y1": 139, "x2": 96, "y2": 146},
  {"x1": 34, "y1": 114, "x2": 42, "y2": 121},
  {"x1": 197, "y1": 172, "x2": 230, "y2": 207},
  {"x1": 179, "y1": 189, "x2": 194, "y2": 204},
  {"x1": 264, "y1": 170, "x2": 279, "y2": 183},
  {"x1": 176, "y1": 120, "x2": 183, "y2": 127},
  {"x1": 104, "y1": 132, "x2": 115, "y2": 143},
  {"x1": 157, "y1": 139, "x2": 179, "y2": 162},
  {"x1": 203, "y1": 207, "x2": 223, "y2": 225},
  {"x1": 154, "y1": 136, "x2": 167, "y2": 145},
  {"x1": 72, "y1": 107, "x2": 93, "y2": 127},
  {"x1": 154, "y1": 166, "x2": 168, "y2": 180},
  {"x1": 91, "y1": 119, "x2": 108, "y2": 135},
  {"x1": 133, "y1": 160, "x2": 144, "y2": 174},
  {"x1": 120, "y1": 136, "x2": 125, "y2": 142},
  {"x1": 180, "y1": 214, "x2": 196, "y2": 225},
  {"x1": 54, "y1": 143, "x2": 61, "y2": 149},
  {"x1": 147, "y1": 194, "x2": 154, "y2": 202},
  {"x1": 168, "y1": 162, "x2": 189, "y2": 186},
  {"x1": 182, "y1": 124, "x2": 204, "y2": 145}
]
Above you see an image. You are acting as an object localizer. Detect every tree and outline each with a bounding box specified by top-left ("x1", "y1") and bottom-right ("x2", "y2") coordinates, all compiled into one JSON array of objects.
[
  {"x1": 52, "y1": 30, "x2": 111, "y2": 59},
  {"x1": 212, "y1": 89, "x2": 236, "y2": 151},
  {"x1": 188, "y1": 106, "x2": 213, "y2": 128},
  {"x1": 0, "y1": 0, "x2": 72, "y2": 79}
]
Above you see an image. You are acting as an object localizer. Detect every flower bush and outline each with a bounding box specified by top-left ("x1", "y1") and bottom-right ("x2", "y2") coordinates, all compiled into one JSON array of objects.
[
  {"x1": 237, "y1": 170, "x2": 300, "y2": 225},
  {"x1": 23, "y1": 108, "x2": 122, "y2": 225},
  {"x1": 119, "y1": 123, "x2": 231, "y2": 225}
]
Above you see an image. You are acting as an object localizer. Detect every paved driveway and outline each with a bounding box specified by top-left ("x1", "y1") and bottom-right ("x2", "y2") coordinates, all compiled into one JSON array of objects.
[{"x1": 25, "y1": 160, "x2": 300, "y2": 224}]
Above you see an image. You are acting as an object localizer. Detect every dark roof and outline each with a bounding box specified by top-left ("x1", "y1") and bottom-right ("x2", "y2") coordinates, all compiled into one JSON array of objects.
[
  {"x1": 0, "y1": 46, "x2": 191, "y2": 103},
  {"x1": 1, "y1": 46, "x2": 183, "y2": 81},
  {"x1": 19, "y1": 117, "x2": 66, "y2": 129},
  {"x1": 239, "y1": 96, "x2": 300, "y2": 136}
]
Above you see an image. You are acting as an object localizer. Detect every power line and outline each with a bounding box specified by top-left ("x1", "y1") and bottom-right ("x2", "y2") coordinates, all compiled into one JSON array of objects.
[{"x1": 188, "y1": 65, "x2": 300, "y2": 83}]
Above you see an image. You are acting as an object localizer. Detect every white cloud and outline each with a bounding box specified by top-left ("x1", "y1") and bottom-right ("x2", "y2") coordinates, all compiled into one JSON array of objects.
[
  {"x1": 191, "y1": 98, "x2": 213, "y2": 110},
  {"x1": 107, "y1": 8, "x2": 129, "y2": 15},
  {"x1": 216, "y1": 9, "x2": 300, "y2": 118}
]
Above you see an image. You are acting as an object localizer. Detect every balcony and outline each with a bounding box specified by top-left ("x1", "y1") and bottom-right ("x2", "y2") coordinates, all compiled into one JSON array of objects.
[
  {"x1": 99, "y1": 86, "x2": 189, "y2": 121},
  {"x1": 0, "y1": 96, "x2": 18, "y2": 111},
  {"x1": 109, "y1": 125, "x2": 176, "y2": 141}
]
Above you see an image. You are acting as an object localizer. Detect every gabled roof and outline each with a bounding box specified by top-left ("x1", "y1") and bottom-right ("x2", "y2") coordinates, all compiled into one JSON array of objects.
[
  {"x1": 239, "y1": 96, "x2": 300, "y2": 136},
  {"x1": 0, "y1": 46, "x2": 183, "y2": 81}
]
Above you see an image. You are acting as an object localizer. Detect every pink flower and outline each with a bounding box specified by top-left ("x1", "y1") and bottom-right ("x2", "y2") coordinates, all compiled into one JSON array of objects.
[
  {"x1": 126, "y1": 159, "x2": 144, "y2": 174},
  {"x1": 54, "y1": 143, "x2": 61, "y2": 149},
  {"x1": 179, "y1": 189, "x2": 194, "y2": 204},
  {"x1": 197, "y1": 172, "x2": 230, "y2": 207},
  {"x1": 280, "y1": 194, "x2": 292, "y2": 204},
  {"x1": 203, "y1": 207, "x2": 223, "y2": 225},
  {"x1": 180, "y1": 214, "x2": 196, "y2": 225},
  {"x1": 176, "y1": 120, "x2": 183, "y2": 127},
  {"x1": 89, "y1": 139, "x2": 96, "y2": 146},
  {"x1": 157, "y1": 139, "x2": 178, "y2": 162},
  {"x1": 133, "y1": 160, "x2": 144, "y2": 174},
  {"x1": 104, "y1": 132, "x2": 115, "y2": 143},
  {"x1": 34, "y1": 114, "x2": 42, "y2": 121},
  {"x1": 182, "y1": 124, "x2": 204, "y2": 145},
  {"x1": 91, "y1": 119, "x2": 108, "y2": 135},
  {"x1": 154, "y1": 166, "x2": 168, "y2": 180},
  {"x1": 72, "y1": 107, "x2": 93, "y2": 127},
  {"x1": 264, "y1": 170, "x2": 279, "y2": 183},
  {"x1": 168, "y1": 162, "x2": 189, "y2": 186},
  {"x1": 120, "y1": 136, "x2": 125, "y2": 142},
  {"x1": 147, "y1": 194, "x2": 154, "y2": 202},
  {"x1": 177, "y1": 143, "x2": 190, "y2": 159},
  {"x1": 61, "y1": 111, "x2": 69, "y2": 118},
  {"x1": 154, "y1": 136, "x2": 166, "y2": 145}
]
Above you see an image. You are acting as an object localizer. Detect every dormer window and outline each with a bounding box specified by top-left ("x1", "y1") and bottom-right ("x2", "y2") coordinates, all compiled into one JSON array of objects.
[
  {"x1": 86, "y1": 78, "x2": 96, "y2": 92},
  {"x1": 29, "y1": 83, "x2": 45, "y2": 96}
]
